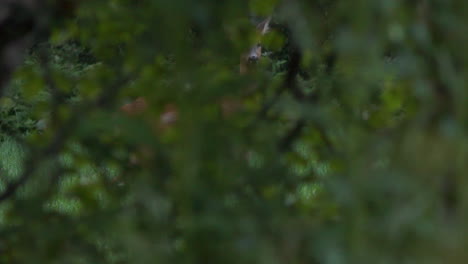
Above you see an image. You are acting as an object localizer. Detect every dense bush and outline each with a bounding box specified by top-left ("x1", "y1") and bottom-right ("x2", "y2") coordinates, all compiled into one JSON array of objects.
[{"x1": 0, "y1": 0, "x2": 467, "y2": 263}]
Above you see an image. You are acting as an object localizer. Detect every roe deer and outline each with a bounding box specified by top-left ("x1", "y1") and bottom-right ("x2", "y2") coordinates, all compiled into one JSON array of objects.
[
  {"x1": 120, "y1": 16, "x2": 272, "y2": 122},
  {"x1": 118, "y1": 16, "x2": 272, "y2": 165}
]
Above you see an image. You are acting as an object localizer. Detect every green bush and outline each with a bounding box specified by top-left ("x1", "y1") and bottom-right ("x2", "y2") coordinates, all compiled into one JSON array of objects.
[{"x1": 0, "y1": 1, "x2": 467, "y2": 263}]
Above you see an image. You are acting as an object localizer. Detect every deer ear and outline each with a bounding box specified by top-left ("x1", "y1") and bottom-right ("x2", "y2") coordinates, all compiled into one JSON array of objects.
[{"x1": 256, "y1": 17, "x2": 271, "y2": 34}]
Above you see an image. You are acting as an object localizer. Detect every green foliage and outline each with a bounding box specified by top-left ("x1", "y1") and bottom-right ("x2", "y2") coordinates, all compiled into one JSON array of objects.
[{"x1": 1, "y1": 0, "x2": 468, "y2": 263}]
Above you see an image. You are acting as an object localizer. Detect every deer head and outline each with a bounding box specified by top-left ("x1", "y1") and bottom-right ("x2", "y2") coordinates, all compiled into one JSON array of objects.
[{"x1": 240, "y1": 16, "x2": 271, "y2": 74}]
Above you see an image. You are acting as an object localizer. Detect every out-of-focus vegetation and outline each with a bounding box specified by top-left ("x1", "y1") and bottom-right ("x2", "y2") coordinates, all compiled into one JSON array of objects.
[{"x1": 0, "y1": 0, "x2": 467, "y2": 263}]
